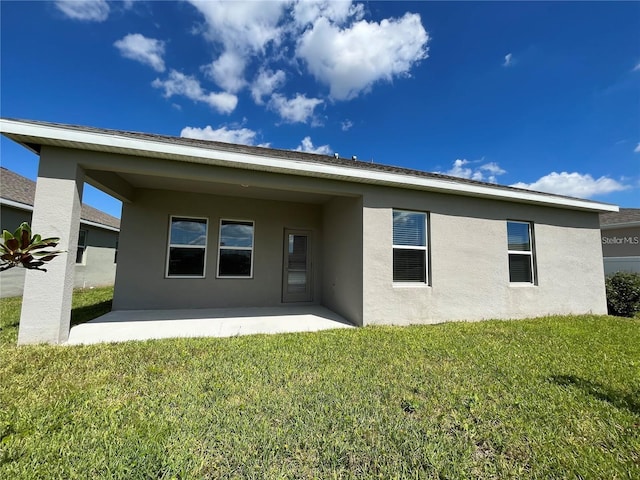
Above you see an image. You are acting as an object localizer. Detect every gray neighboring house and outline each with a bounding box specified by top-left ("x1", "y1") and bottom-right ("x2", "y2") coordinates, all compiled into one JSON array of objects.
[
  {"x1": 600, "y1": 208, "x2": 640, "y2": 275},
  {"x1": 0, "y1": 118, "x2": 618, "y2": 345},
  {"x1": 0, "y1": 167, "x2": 120, "y2": 297}
]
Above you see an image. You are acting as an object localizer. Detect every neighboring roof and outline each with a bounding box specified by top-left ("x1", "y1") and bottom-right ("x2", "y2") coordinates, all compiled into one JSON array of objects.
[
  {"x1": 0, "y1": 118, "x2": 618, "y2": 213},
  {"x1": 0, "y1": 167, "x2": 120, "y2": 231},
  {"x1": 600, "y1": 208, "x2": 640, "y2": 229}
]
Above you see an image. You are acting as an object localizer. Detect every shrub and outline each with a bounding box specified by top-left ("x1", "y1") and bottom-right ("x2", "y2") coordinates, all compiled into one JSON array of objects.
[
  {"x1": 605, "y1": 271, "x2": 640, "y2": 317},
  {"x1": 0, "y1": 222, "x2": 63, "y2": 272}
]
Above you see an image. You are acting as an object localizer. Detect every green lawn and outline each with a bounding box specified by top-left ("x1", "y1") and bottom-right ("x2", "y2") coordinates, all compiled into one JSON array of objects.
[{"x1": 0, "y1": 290, "x2": 638, "y2": 479}]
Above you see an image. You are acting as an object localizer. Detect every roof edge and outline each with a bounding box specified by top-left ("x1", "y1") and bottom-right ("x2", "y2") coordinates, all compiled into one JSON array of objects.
[{"x1": 0, "y1": 118, "x2": 619, "y2": 213}]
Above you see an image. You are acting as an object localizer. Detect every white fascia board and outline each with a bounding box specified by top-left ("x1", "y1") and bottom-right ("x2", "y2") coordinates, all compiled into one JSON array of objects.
[
  {"x1": 0, "y1": 118, "x2": 619, "y2": 213},
  {"x1": 79, "y1": 219, "x2": 120, "y2": 232},
  {"x1": 0, "y1": 198, "x2": 33, "y2": 212},
  {"x1": 1, "y1": 197, "x2": 119, "y2": 232}
]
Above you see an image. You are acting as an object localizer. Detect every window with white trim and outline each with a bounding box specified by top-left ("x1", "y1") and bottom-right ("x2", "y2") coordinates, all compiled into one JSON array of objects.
[
  {"x1": 393, "y1": 210, "x2": 428, "y2": 283},
  {"x1": 507, "y1": 221, "x2": 536, "y2": 283},
  {"x1": 217, "y1": 219, "x2": 254, "y2": 278},
  {"x1": 166, "y1": 216, "x2": 208, "y2": 278},
  {"x1": 76, "y1": 229, "x2": 87, "y2": 264}
]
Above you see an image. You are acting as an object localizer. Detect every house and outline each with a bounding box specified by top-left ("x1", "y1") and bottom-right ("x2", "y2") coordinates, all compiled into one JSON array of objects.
[
  {"x1": 600, "y1": 208, "x2": 640, "y2": 274},
  {"x1": 0, "y1": 118, "x2": 617, "y2": 345},
  {"x1": 0, "y1": 167, "x2": 120, "y2": 297}
]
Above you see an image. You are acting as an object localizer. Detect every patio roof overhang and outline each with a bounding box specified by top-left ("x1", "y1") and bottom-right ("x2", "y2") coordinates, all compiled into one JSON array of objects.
[{"x1": 0, "y1": 118, "x2": 618, "y2": 213}]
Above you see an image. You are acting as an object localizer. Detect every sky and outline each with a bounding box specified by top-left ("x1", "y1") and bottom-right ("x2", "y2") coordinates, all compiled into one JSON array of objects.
[{"x1": 1, "y1": 0, "x2": 639, "y2": 219}]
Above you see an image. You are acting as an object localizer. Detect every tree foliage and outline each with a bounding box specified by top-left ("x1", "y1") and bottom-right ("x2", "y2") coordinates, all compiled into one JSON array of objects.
[{"x1": 0, "y1": 222, "x2": 64, "y2": 272}]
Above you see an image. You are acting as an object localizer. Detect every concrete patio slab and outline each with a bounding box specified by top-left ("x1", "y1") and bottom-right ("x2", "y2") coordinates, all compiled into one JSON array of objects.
[{"x1": 66, "y1": 305, "x2": 354, "y2": 345}]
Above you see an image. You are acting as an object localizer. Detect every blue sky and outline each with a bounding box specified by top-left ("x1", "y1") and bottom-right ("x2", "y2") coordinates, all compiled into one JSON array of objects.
[{"x1": 1, "y1": 1, "x2": 639, "y2": 219}]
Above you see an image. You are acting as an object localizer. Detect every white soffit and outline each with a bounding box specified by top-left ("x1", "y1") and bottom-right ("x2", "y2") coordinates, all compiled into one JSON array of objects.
[{"x1": 0, "y1": 118, "x2": 619, "y2": 213}]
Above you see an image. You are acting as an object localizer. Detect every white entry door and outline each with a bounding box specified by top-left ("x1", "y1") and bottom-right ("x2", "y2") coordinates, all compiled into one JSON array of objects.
[{"x1": 282, "y1": 230, "x2": 312, "y2": 302}]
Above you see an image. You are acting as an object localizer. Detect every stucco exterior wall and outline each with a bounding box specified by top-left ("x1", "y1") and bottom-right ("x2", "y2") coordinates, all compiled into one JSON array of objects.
[
  {"x1": 113, "y1": 189, "x2": 323, "y2": 310},
  {"x1": 0, "y1": 206, "x2": 30, "y2": 233},
  {"x1": 322, "y1": 196, "x2": 364, "y2": 326},
  {"x1": 362, "y1": 186, "x2": 607, "y2": 325},
  {"x1": 74, "y1": 225, "x2": 118, "y2": 288}
]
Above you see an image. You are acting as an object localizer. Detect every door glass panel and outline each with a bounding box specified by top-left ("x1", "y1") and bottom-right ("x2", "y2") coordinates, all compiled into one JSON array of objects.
[
  {"x1": 287, "y1": 234, "x2": 308, "y2": 294},
  {"x1": 287, "y1": 272, "x2": 307, "y2": 293}
]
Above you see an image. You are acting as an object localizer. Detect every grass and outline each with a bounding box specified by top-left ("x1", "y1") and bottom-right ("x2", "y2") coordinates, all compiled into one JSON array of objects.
[
  {"x1": 0, "y1": 286, "x2": 113, "y2": 346},
  {"x1": 0, "y1": 291, "x2": 638, "y2": 478}
]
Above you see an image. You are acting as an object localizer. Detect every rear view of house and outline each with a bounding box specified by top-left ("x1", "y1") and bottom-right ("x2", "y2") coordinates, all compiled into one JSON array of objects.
[
  {"x1": 0, "y1": 167, "x2": 120, "y2": 297},
  {"x1": 0, "y1": 118, "x2": 616, "y2": 344}
]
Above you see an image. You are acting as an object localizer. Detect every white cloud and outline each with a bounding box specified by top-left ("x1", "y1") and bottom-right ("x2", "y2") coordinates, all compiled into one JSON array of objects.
[
  {"x1": 202, "y1": 51, "x2": 247, "y2": 93},
  {"x1": 186, "y1": 1, "x2": 292, "y2": 102},
  {"x1": 480, "y1": 162, "x2": 506, "y2": 176},
  {"x1": 55, "y1": 0, "x2": 109, "y2": 21},
  {"x1": 152, "y1": 70, "x2": 238, "y2": 114},
  {"x1": 511, "y1": 172, "x2": 629, "y2": 198},
  {"x1": 187, "y1": 1, "x2": 287, "y2": 53},
  {"x1": 292, "y1": 0, "x2": 363, "y2": 28},
  {"x1": 295, "y1": 136, "x2": 331, "y2": 155},
  {"x1": 341, "y1": 119, "x2": 353, "y2": 131},
  {"x1": 180, "y1": 125, "x2": 257, "y2": 145},
  {"x1": 114, "y1": 34, "x2": 166, "y2": 72},
  {"x1": 635, "y1": 143, "x2": 640, "y2": 153},
  {"x1": 296, "y1": 13, "x2": 428, "y2": 100},
  {"x1": 503, "y1": 53, "x2": 513, "y2": 67},
  {"x1": 251, "y1": 68, "x2": 286, "y2": 104},
  {"x1": 269, "y1": 93, "x2": 323, "y2": 123},
  {"x1": 440, "y1": 159, "x2": 506, "y2": 184},
  {"x1": 633, "y1": 63, "x2": 640, "y2": 72}
]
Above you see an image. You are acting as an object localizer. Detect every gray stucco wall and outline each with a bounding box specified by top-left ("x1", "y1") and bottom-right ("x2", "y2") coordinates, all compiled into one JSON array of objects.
[
  {"x1": 0, "y1": 206, "x2": 29, "y2": 234},
  {"x1": 362, "y1": 186, "x2": 607, "y2": 325},
  {"x1": 74, "y1": 225, "x2": 118, "y2": 289},
  {"x1": 322, "y1": 196, "x2": 364, "y2": 326},
  {"x1": 113, "y1": 189, "x2": 323, "y2": 310}
]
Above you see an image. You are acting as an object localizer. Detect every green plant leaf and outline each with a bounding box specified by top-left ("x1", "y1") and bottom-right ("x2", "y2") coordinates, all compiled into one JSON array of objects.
[{"x1": 13, "y1": 225, "x2": 23, "y2": 240}]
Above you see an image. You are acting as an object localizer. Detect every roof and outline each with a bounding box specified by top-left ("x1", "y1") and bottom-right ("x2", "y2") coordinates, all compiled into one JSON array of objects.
[
  {"x1": 0, "y1": 167, "x2": 120, "y2": 230},
  {"x1": 600, "y1": 208, "x2": 640, "y2": 228},
  {"x1": 0, "y1": 117, "x2": 618, "y2": 213}
]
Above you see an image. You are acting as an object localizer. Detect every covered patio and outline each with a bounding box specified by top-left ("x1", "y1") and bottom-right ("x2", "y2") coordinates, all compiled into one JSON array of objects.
[
  {"x1": 0, "y1": 118, "x2": 363, "y2": 345},
  {"x1": 67, "y1": 305, "x2": 354, "y2": 345}
]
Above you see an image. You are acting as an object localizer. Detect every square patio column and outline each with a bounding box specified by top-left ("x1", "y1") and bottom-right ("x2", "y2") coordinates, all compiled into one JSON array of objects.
[{"x1": 17, "y1": 149, "x2": 84, "y2": 345}]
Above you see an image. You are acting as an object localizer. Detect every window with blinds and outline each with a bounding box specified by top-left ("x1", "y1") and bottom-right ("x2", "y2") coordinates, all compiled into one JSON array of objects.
[
  {"x1": 507, "y1": 221, "x2": 536, "y2": 283},
  {"x1": 393, "y1": 210, "x2": 428, "y2": 283}
]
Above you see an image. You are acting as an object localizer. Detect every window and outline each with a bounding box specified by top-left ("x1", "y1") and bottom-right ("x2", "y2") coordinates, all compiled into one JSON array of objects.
[
  {"x1": 166, "y1": 216, "x2": 208, "y2": 277},
  {"x1": 393, "y1": 210, "x2": 428, "y2": 283},
  {"x1": 507, "y1": 221, "x2": 536, "y2": 283},
  {"x1": 76, "y1": 229, "x2": 87, "y2": 264},
  {"x1": 217, "y1": 219, "x2": 254, "y2": 278}
]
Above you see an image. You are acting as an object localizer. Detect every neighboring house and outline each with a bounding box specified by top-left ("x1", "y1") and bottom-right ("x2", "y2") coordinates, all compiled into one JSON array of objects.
[
  {"x1": 600, "y1": 208, "x2": 640, "y2": 275},
  {"x1": 0, "y1": 118, "x2": 617, "y2": 344},
  {"x1": 0, "y1": 167, "x2": 120, "y2": 297}
]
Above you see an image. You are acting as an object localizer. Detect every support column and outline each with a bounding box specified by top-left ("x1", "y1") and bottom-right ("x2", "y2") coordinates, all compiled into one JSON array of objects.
[{"x1": 18, "y1": 149, "x2": 84, "y2": 345}]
